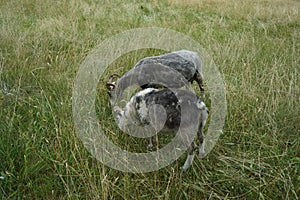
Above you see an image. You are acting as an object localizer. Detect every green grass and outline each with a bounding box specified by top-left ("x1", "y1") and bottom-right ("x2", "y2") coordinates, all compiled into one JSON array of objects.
[{"x1": 0, "y1": 0, "x2": 299, "y2": 199}]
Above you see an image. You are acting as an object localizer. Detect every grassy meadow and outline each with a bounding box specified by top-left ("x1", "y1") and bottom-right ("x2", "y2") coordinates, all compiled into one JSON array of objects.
[{"x1": 0, "y1": 0, "x2": 299, "y2": 199}]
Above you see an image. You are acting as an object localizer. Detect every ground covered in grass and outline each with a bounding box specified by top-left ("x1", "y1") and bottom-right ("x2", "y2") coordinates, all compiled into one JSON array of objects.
[{"x1": 0, "y1": 0, "x2": 299, "y2": 199}]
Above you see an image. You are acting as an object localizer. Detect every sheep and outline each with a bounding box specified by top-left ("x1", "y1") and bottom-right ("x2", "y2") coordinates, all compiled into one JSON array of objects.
[
  {"x1": 107, "y1": 78, "x2": 208, "y2": 171},
  {"x1": 111, "y1": 50, "x2": 204, "y2": 94}
]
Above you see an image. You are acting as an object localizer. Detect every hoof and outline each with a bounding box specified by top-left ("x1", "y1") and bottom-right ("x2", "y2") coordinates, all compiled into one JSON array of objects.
[{"x1": 198, "y1": 150, "x2": 205, "y2": 158}]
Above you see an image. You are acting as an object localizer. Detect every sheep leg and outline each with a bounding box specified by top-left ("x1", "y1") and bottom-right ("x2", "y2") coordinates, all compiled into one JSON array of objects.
[
  {"x1": 147, "y1": 135, "x2": 157, "y2": 150},
  {"x1": 198, "y1": 108, "x2": 208, "y2": 157},
  {"x1": 198, "y1": 125, "x2": 205, "y2": 157},
  {"x1": 147, "y1": 137, "x2": 154, "y2": 150},
  {"x1": 193, "y1": 70, "x2": 204, "y2": 92},
  {"x1": 182, "y1": 141, "x2": 196, "y2": 171}
]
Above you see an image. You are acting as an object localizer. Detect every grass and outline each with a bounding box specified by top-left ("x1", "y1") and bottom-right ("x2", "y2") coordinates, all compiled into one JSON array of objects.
[{"x1": 0, "y1": 0, "x2": 299, "y2": 199}]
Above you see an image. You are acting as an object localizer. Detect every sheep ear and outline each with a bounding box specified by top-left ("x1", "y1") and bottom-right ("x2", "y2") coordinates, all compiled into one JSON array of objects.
[
  {"x1": 114, "y1": 107, "x2": 122, "y2": 113},
  {"x1": 113, "y1": 106, "x2": 122, "y2": 115},
  {"x1": 110, "y1": 74, "x2": 120, "y2": 79},
  {"x1": 108, "y1": 74, "x2": 120, "y2": 83}
]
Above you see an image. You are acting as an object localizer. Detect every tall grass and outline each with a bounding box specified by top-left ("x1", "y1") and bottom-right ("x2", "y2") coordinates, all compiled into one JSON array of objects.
[{"x1": 0, "y1": 0, "x2": 299, "y2": 199}]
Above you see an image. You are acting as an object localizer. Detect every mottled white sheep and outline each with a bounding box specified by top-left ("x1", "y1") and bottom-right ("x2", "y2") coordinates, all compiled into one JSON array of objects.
[{"x1": 107, "y1": 81, "x2": 208, "y2": 171}]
